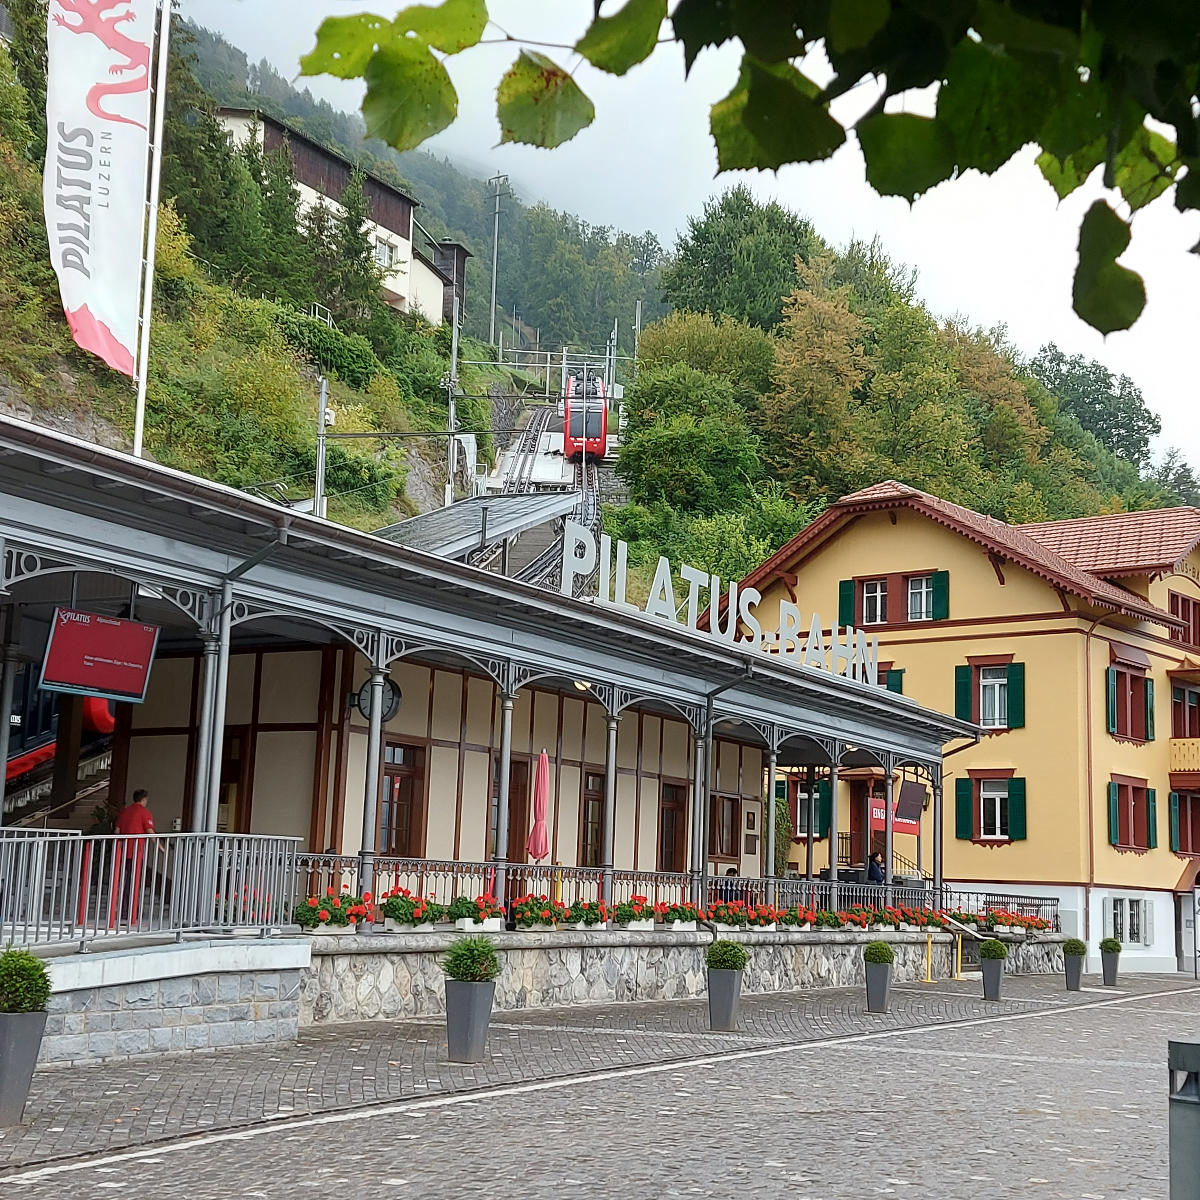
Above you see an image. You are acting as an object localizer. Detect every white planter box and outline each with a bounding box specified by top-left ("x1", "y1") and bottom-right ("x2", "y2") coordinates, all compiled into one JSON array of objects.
[
  {"x1": 519, "y1": 922, "x2": 556, "y2": 932},
  {"x1": 713, "y1": 922, "x2": 746, "y2": 933},
  {"x1": 748, "y1": 923, "x2": 777, "y2": 932},
  {"x1": 618, "y1": 919, "x2": 655, "y2": 932},
  {"x1": 794, "y1": 923, "x2": 810, "y2": 932},
  {"x1": 384, "y1": 919, "x2": 436, "y2": 933},
  {"x1": 570, "y1": 921, "x2": 608, "y2": 931},
  {"x1": 455, "y1": 917, "x2": 504, "y2": 932},
  {"x1": 306, "y1": 924, "x2": 345, "y2": 936},
  {"x1": 667, "y1": 920, "x2": 697, "y2": 932}
]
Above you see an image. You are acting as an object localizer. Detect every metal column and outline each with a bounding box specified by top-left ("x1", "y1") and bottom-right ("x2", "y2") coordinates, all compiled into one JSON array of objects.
[
  {"x1": 357, "y1": 666, "x2": 386, "y2": 900},
  {"x1": 883, "y1": 765, "x2": 895, "y2": 905},
  {"x1": 700, "y1": 703, "x2": 714, "y2": 909},
  {"x1": 190, "y1": 633, "x2": 217, "y2": 831},
  {"x1": 690, "y1": 731, "x2": 705, "y2": 905},
  {"x1": 204, "y1": 581, "x2": 233, "y2": 833},
  {"x1": 601, "y1": 713, "x2": 619, "y2": 903},
  {"x1": 828, "y1": 759, "x2": 840, "y2": 912},
  {"x1": 932, "y1": 781, "x2": 944, "y2": 907},
  {"x1": 0, "y1": 649, "x2": 17, "y2": 814},
  {"x1": 492, "y1": 691, "x2": 515, "y2": 902},
  {"x1": 765, "y1": 748, "x2": 778, "y2": 905},
  {"x1": 805, "y1": 763, "x2": 815, "y2": 880}
]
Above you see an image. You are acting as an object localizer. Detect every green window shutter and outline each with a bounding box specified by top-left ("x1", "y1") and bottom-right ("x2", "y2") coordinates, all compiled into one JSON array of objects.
[
  {"x1": 1145, "y1": 678, "x2": 1155, "y2": 741},
  {"x1": 1106, "y1": 667, "x2": 1118, "y2": 735},
  {"x1": 955, "y1": 665, "x2": 972, "y2": 721},
  {"x1": 931, "y1": 570, "x2": 950, "y2": 620},
  {"x1": 838, "y1": 579, "x2": 855, "y2": 627},
  {"x1": 1147, "y1": 788, "x2": 1158, "y2": 849},
  {"x1": 774, "y1": 778, "x2": 787, "y2": 800},
  {"x1": 1007, "y1": 777, "x2": 1027, "y2": 841},
  {"x1": 1170, "y1": 792, "x2": 1181, "y2": 853},
  {"x1": 955, "y1": 777, "x2": 973, "y2": 840},
  {"x1": 1006, "y1": 662, "x2": 1025, "y2": 729},
  {"x1": 885, "y1": 669, "x2": 904, "y2": 694},
  {"x1": 816, "y1": 778, "x2": 832, "y2": 838},
  {"x1": 1107, "y1": 781, "x2": 1120, "y2": 845}
]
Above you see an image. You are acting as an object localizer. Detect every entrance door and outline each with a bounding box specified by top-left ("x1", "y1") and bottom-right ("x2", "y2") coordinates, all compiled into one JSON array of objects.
[
  {"x1": 658, "y1": 782, "x2": 687, "y2": 873},
  {"x1": 379, "y1": 742, "x2": 425, "y2": 858},
  {"x1": 216, "y1": 728, "x2": 252, "y2": 834},
  {"x1": 488, "y1": 756, "x2": 530, "y2": 865},
  {"x1": 849, "y1": 780, "x2": 868, "y2": 867}
]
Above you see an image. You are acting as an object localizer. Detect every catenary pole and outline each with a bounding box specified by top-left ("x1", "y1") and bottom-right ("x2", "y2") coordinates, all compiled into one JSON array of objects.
[
  {"x1": 132, "y1": 0, "x2": 172, "y2": 459},
  {"x1": 488, "y1": 173, "x2": 507, "y2": 347},
  {"x1": 314, "y1": 377, "x2": 329, "y2": 518}
]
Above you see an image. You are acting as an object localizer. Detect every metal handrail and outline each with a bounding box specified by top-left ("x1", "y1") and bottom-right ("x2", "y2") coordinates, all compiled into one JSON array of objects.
[{"x1": 1, "y1": 831, "x2": 301, "y2": 949}]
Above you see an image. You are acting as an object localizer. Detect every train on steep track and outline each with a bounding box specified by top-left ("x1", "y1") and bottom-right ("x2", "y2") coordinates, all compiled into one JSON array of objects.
[{"x1": 562, "y1": 368, "x2": 607, "y2": 462}]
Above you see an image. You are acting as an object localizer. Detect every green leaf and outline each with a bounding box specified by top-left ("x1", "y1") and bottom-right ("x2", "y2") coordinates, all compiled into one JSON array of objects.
[
  {"x1": 300, "y1": 14, "x2": 391, "y2": 79},
  {"x1": 712, "y1": 56, "x2": 845, "y2": 171},
  {"x1": 672, "y1": 0, "x2": 735, "y2": 73},
  {"x1": 361, "y1": 36, "x2": 458, "y2": 152},
  {"x1": 392, "y1": 0, "x2": 488, "y2": 54},
  {"x1": 1036, "y1": 138, "x2": 1104, "y2": 199},
  {"x1": 1073, "y1": 200, "x2": 1146, "y2": 334},
  {"x1": 1177, "y1": 160, "x2": 1200, "y2": 213},
  {"x1": 497, "y1": 50, "x2": 596, "y2": 149},
  {"x1": 972, "y1": 0, "x2": 1079, "y2": 59},
  {"x1": 576, "y1": 0, "x2": 666, "y2": 75},
  {"x1": 1113, "y1": 126, "x2": 1179, "y2": 212},
  {"x1": 857, "y1": 112, "x2": 955, "y2": 199},
  {"x1": 828, "y1": 0, "x2": 890, "y2": 54},
  {"x1": 936, "y1": 40, "x2": 1051, "y2": 174},
  {"x1": 730, "y1": 0, "x2": 804, "y2": 62}
]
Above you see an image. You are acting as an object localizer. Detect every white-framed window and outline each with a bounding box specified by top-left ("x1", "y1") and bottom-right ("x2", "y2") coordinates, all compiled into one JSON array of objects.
[
  {"x1": 980, "y1": 666, "x2": 1009, "y2": 729},
  {"x1": 374, "y1": 239, "x2": 395, "y2": 268},
  {"x1": 980, "y1": 779, "x2": 1009, "y2": 839},
  {"x1": 861, "y1": 579, "x2": 887, "y2": 625},
  {"x1": 1106, "y1": 896, "x2": 1153, "y2": 946},
  {"x1": 907, "y1": 575, "x2": 934, "y2": 622},
  {"x1": 793, "y1": 788, "x2": 812, "y2": 836}
]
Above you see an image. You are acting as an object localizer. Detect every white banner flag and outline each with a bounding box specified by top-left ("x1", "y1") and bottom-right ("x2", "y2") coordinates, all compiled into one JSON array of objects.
[{"x1": 43, "y1": 0, "x2": 156, "y2": 377}]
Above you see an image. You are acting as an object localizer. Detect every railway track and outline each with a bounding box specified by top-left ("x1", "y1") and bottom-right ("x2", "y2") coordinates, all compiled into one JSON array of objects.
[{"x1": 516, "y1": 460, "x2": 601, "y2": 594}]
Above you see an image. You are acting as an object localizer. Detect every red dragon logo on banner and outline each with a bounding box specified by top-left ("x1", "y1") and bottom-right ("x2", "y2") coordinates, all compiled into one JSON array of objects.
[{"x1": 51, "y1": 0, "x2": 151, "y2": 128}]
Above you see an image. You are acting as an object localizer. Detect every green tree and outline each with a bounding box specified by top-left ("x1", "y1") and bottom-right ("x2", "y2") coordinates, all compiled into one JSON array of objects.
[
  {"x1": 257, "y1": 142, "x2": 316, "y2": 309},
  {"x1": 3, "y1": 0, "x2": 46, "y2": 160},
  {"x1": 325, "y1": 170, "x2": 383, "y2": 328},
  {"x1": 0, "y1": 41, "x2": 32, "y2": 159},
  {"x1": 661, "y1": 185, "x2": 820, "y2": 330},
  {"x1": 637, "y1": 311, "x2": 774, "y2": 410},
  {"x1": 1030, "y1": 344, "x2": 1161, "y2": 468},
  {"x1": 1153, "y1": 449, "x2": 1200, "y2": 507}
]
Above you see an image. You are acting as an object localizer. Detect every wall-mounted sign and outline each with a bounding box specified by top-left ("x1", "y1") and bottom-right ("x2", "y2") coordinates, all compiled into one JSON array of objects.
[
  {"x1": 560, "y1": 520, "x2": 881, "y2": 687},
  {"x1": 39, "y1": 608, "x2": 159, "y2": 704}
]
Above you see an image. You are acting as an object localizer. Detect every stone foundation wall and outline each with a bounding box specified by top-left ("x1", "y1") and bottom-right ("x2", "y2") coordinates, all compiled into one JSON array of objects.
[
  {"x1": 42, "y1": 969, "x2": 302, "y2": 1066},
  {"x1": 300, "y1": 930, "x2": 1067, "y2": 1025}
]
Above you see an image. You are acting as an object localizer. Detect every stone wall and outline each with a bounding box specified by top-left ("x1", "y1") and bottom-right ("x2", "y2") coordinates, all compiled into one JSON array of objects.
[
  {"x1": 300, "y1": 930, "x2": 1067, "y2": 1025},
  {"x1": 43, "y1": 969, "x2": 302, "y2": 1065}
]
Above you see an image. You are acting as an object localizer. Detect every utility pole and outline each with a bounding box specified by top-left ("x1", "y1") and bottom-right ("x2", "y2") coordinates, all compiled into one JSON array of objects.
[
  {"x1": 314, "y1": 376, "x2": 330, "y2": 518},
  {"x1": 445, "y1": 295, "x2": 460, "y2": 507},
  {"x1": 488, "y1": 173, "x2": 509, "y2": 348},
  {"x1": 633, "y1": 299, "x2": 642, "y2": 376}
]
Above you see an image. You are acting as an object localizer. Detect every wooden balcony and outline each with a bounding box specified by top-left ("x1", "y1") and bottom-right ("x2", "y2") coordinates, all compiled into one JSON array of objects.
[{"x1": 1170, "y1": 738, "x2": 1200, "y2": 777}]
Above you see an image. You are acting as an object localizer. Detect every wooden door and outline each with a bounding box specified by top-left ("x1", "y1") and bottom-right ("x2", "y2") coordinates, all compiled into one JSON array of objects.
[{"x1": 216, "y1": 728, "x2": 252, "y2": 834}]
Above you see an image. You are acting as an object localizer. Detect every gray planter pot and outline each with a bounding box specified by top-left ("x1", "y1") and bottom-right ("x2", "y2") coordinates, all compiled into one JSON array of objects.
[
  {"x1": 1064, "y1": 954, "x2": 1083, "y2": 991},
  {"x1": 981, "y1": 957, "x2": 1004, "y2": 1002},
  {"x1": 445, "y1": 979, "x2": 495, "y2": 1063},
  {"x1": 1101, "y1": 950, "x2": 1120, "y2": 986},
  {"x1": 865, "y1": 961, "x2": 892, "y2": 1013},
  {"x1": 0, "y1": 1011, "x2": 47, "y2": 1126},
  {"x1": 707, "y1": 968, "x2": 742, "y2": 1032}
]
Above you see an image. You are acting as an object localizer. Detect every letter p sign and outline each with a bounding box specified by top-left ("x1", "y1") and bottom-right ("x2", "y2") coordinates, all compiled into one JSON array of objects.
[{"x1": 560, "y1": 519, "x2": 597, "y2": 597}]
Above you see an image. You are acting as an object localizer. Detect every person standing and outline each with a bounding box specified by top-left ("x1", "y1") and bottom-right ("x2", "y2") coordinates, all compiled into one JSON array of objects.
[
  {"x1": 867, "y1": 849, "x2": 885, "y2": 885},
  {"x1": 114, "y1": 789, "x2": 155, "y2": 924}
]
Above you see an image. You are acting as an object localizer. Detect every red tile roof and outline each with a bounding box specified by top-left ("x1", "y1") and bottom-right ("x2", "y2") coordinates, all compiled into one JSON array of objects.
[
  {"x1": 734, "y1": 481, "x2": 1181, "y2": 629},
  {"x1": 1018, "y1": 508, "x2": 1200, "y2": 576}
]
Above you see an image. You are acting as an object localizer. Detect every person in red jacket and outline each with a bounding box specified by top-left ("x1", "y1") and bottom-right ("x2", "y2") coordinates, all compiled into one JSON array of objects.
[{"x1": 114, "y1": 789, "x2": 154, "y2": 923}]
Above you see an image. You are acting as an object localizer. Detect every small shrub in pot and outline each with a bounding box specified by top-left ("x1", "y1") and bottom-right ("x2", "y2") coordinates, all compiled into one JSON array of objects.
[
  {"x1": 0, "y1": 949, "x2": 52, "y2": 1126},
  {"x1": 979, "y1": 938, "x2": 1007, "y2": 1002},
  {"x1": 1099, "y1": 937, "x2": 1121, "y2": 986},
  {"x1": 442, "y1": 936, "x2": 500, "y2": 1062},
  {"x1": 863, "y1": 940, "x2": 894, "y2": 1014},
  {"x1": 705, "y1": 939, "x2": 747, "y2": 1031},
  {"x1": 1062, "y1": 937, "x2": 1086, "y2": 991}
]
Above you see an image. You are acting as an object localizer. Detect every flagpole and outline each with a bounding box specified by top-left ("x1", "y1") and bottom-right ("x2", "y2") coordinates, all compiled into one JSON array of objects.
[{"x1": 132, "y1": 0, "x2": 172, "y2": 459}]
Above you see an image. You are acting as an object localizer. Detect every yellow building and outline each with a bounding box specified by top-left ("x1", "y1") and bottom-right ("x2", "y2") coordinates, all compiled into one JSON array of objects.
[{"x1": 746, "y1": 481, "x2": 1200, "y2": 972}]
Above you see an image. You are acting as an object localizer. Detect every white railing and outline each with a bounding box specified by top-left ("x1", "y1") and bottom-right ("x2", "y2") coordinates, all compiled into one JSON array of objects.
[{"x1": 0, "y1": 832, "x2": 300, "y2": 949}]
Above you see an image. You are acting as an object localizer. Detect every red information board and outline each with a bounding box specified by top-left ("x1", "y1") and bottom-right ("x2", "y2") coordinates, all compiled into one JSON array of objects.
[{"x1": 39, "y1": 608, "x2": 159, "y2": 704}]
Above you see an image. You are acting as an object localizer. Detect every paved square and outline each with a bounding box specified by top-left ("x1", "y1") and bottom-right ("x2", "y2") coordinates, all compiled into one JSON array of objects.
[{"x1": 2, "y1": 974, "x2": 1196, "y2": 1197}]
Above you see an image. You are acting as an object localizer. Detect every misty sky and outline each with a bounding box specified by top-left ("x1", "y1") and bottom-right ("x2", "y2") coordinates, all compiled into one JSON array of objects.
[{"x1": 179, "y1": 0, "x2": 1199, "y2": 458}]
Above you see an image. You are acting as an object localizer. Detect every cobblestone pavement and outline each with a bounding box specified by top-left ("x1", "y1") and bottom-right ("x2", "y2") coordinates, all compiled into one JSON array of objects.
[{"x1": 1, "y1": 974, "x2": 1195, "y2": 1197}]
